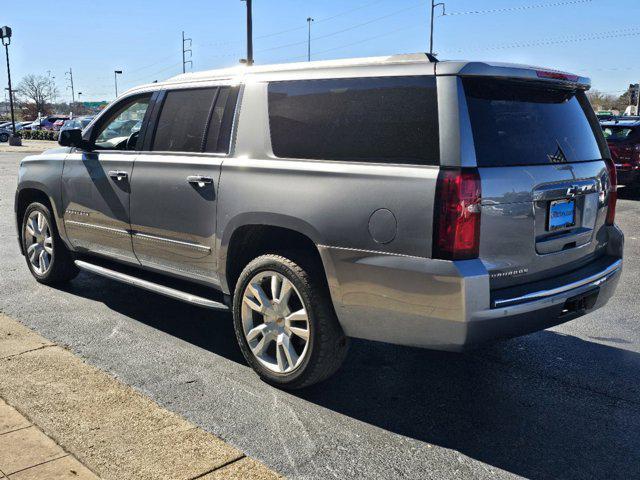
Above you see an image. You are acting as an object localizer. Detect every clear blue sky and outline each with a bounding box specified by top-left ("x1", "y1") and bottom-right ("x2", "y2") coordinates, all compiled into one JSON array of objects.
[{"x1": 3, "y1": 0, "x2": 639, "y2": 102}]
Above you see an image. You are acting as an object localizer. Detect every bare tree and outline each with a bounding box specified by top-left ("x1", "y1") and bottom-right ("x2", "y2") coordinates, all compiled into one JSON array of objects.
[
  {"x1": 586, "y1": 89, "x2": 617, "y2": 112},
  {"x1": 16, "y1": 74, "x2": 58, "y2": 117},
  {"x1": 612, "y1": 90, "x2": 632, "y2": 113}
]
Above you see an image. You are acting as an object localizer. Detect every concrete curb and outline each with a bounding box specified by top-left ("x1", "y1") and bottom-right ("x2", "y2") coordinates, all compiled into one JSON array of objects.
[{"x1": 0, "y1": 314, "x2": 282, "y2": 480}]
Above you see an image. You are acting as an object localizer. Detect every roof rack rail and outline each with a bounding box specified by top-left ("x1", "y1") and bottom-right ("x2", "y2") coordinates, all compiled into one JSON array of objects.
[{"x1": 386, "y1": 52, "x2": 439, "y2": 63}]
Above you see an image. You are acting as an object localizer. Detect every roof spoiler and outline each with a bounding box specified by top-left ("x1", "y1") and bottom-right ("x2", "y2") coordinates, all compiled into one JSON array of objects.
[{"x1": 437, "y1": 61, "x2": 590, "y2": 89}]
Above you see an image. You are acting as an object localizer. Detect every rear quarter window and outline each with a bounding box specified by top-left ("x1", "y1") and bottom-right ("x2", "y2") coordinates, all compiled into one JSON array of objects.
[
  {"x1": 268, "y1": 76, "x2": 439, "y2": 165},
  {"x1": 464, "y1": 78, "x2": 604, "y2": 166}
]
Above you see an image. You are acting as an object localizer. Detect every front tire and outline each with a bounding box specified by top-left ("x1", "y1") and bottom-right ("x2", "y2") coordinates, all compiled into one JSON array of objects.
[
  {"x1": 233, "y1": 254, "x2": 349, "y2": 389},
  {"x1": 21, "y1": 202, "x2": 78, "y2": 285}
]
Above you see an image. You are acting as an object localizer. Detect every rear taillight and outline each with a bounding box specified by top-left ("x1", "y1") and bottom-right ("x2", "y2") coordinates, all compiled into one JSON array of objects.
[
  {"x1": 433, "y1": 168, "x2": 481, "y2": 260},
  {"x1": 605, "y1": 157, "x2": 617, "y2": 226}
]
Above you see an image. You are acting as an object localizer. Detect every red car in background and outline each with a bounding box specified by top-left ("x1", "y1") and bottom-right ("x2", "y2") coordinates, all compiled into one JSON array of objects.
[
  {"x1": 602, "y1": 119, "x2": 640, "y2": 186},
  {"x1": 52, "y1": 119, "x2": 66, "y2": 131},
  {"x1": 29, "y1": 115, "x2": 69, "y2": 131}
]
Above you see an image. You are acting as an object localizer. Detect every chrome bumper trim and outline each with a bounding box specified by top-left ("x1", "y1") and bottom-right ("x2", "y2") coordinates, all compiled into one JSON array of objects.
[{"x1": 493, "y1": 259, "x2": 622, "y2": 308}]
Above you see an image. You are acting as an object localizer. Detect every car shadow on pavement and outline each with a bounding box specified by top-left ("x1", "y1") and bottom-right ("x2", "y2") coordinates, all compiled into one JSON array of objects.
[
  {"x1": 299, "y1": 333, "x2": 640, "y2": 480},
  {"x1": 59, "y1": 273, "x2": 640, "y2": 480},
  {"x1": 60, "y1": 271, "x2": 245, "y2": 364}
]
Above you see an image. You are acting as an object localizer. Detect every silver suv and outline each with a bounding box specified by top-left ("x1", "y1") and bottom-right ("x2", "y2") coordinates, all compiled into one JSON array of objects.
[{"x1": 14, "y1": 54, "x2": 623, "y2": 389}]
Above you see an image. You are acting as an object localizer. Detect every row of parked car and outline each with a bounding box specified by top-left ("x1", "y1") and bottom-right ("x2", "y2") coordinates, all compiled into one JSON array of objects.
[
  {"x1": 0, "y1": 115, "x2": 94, "y2": 142},
  {"x1": 599, "y1": 115, "x2": 640, "y2": 186}
]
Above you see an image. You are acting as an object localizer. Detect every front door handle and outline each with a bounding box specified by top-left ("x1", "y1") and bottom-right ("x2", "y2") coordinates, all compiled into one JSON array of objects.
[
  {"x1": 108, "y1": 170, "x2": 128, "y2": 181},
  {"x1": 187, "y1": 175, "x2": 213, "y2": 187}
]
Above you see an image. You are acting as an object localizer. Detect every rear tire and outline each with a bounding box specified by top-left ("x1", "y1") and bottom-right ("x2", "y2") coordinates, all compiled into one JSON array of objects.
[
  {"x1": 0, "y1": 132, "x2": 8, "y2": 143},
  {"x1": 232, "y1": 254, "x2": 349, "y2": 389},
  {"x1": 21, "y1": 202, "x2": 78, "y2": 285}
]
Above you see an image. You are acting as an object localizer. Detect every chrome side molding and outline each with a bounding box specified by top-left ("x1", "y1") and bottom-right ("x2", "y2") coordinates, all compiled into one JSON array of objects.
[{"x1": 74, "y1": 260, "x2": 229, "y2": 311}]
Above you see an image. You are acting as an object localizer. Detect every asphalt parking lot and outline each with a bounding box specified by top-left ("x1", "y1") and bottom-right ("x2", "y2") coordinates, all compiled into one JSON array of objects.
[{"x1": 1, "y1": 151, "x2": 639, "y2": 480}]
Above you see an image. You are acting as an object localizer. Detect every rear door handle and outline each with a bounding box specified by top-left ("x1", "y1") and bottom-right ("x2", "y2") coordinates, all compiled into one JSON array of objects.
[
  {"x1": 108, "y1": 170, "x2": 128, "y2": 181},
  {"x1": 187, "y1": 175, "x2": 213, "y2": 186}
]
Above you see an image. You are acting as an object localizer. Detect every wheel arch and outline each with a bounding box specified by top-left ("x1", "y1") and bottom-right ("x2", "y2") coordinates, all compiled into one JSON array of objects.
[
  {"x1": 15, "y1": 186, "x2": 66, "y2": 256},
  {"x1": 219, "y1": 213, "x2": 335, "y2": 297}
]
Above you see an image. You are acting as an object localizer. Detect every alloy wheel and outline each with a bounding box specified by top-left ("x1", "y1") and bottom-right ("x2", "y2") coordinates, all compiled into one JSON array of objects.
[
  {"x1": 241, "y1": 270, "x2": 310, "y2": 374},
  {"x1": 24, "y1": 210, "x2": 53, "y2": 275}
]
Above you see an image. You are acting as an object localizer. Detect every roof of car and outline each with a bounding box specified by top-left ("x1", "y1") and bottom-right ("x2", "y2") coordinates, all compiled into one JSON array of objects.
[
  {"x1": 601, "y1": 119, "x2": 640, "y2": 127},
  {"x1": 121, "y1": 52, "x2": 590, "y2": 97}
]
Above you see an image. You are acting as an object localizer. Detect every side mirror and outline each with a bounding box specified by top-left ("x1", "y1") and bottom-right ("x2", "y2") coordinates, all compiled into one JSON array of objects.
[{"x1": 58, "y1": 128, "x2": 91, "y2": 150}]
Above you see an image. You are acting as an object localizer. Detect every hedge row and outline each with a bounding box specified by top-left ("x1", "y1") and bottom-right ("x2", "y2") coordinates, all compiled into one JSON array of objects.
[{"x1": 20, "y1": 129, "x2": 60, "y2": 141}]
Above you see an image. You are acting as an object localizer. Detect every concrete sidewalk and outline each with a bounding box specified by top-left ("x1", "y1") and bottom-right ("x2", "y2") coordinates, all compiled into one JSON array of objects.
[
  {"x1": 0, "y1": 399, "x2": 99, "y2": 479},
  {"x1": 0, "y1": 314, "x2": 282, "y2": 480}
]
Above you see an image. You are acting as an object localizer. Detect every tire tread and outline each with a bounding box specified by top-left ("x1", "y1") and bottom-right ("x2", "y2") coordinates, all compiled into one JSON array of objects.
[{"x1": 233, "y1": 253, "x2": 348, "y2": 389}]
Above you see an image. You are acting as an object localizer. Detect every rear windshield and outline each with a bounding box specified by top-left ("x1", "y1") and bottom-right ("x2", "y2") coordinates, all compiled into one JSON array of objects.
[
  {"x1": 602, "y1": 126, "x2": 637, "y2": 142},
  {"x1": 464, "y1": 78, "x2": 603, "y2": 166}
]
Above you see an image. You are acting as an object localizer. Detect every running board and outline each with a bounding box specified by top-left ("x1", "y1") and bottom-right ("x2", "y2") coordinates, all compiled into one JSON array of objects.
[{"x1": 74, "y1": 260, "x2": 229, "y2": 311}]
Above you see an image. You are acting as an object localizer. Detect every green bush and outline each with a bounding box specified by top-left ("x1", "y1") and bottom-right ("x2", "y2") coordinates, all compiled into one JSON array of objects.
[{"x1": 20, "y1": 128, "x2": 60, "y2": 141}]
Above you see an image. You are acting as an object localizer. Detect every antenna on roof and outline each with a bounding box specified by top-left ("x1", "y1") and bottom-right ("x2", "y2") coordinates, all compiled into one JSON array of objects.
[
  {"x1": 429, "y1": 1, "x2": 446, "y2": 57},
  {"x1": 240, "y1": 0, "x2": 254, "y2": 66}
]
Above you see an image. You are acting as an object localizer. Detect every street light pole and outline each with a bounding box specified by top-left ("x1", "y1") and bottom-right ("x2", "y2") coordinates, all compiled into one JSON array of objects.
[
  {"x1": 429, "y1": 1, "x2": 446, "y2": 56},
  {"x1": 1, "y1": 26, "x2": 17, "y2": 138},
  {"x1": 307, "y1": 17, "x2": 314, "y2": 62},
  {"x1": 114, "y1": 70, "x2": 122, "y2": 98}
]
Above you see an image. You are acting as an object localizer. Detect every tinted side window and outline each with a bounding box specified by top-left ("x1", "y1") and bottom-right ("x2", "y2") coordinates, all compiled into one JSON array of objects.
[
  {"x1": 204, "y1": 86, "x2": 239, "y2": 153},
  {"x1": 153, "y1": 88, "x2": 217, "y2": 152},
  {"x1": 268, "y1": 76, "x2": 439, "y2": 165}
]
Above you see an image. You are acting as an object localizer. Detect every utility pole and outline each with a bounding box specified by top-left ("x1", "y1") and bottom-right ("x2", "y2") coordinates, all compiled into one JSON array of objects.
[
  {"x1": 114, "y1": 70, "x2": 122, "y2": 98},
  {"x1": 182, "y1": 31, "x2": 193, "y2": 73},
  {"x1": 307, "y1": 17, "x2": 314, "y2": 62},
  {"x1": 241, "y1": 0, "x2": 254, "y2": 65},
  {"x1": 65, "y1": 68, "x2": 75, "y2": 104},
  {"x1": 429, "y1": 0, "x2": 446, "y2": 56}
]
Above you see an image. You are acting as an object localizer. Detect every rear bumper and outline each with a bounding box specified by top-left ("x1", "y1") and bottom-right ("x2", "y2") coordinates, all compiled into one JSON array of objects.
[
  {"x1": 464, "y1": 257, "x2": 621, "y2": 348},
  {"x1": 320, "y1": 225, "x2": 624, "y2": 351}
]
